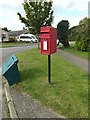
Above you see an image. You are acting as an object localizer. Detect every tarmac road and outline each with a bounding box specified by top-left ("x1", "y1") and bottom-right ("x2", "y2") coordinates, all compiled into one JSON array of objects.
[{"x1": 0, "y1": 44, "x2": 37, "y2": 119}]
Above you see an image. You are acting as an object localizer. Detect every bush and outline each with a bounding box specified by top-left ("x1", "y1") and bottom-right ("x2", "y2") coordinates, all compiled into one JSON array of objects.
[
  {"x1": 9, "y1": 36, "x2": 15, "y2": 42},
  {"x1": 75, "y1": 35, "x2": 88, "y2": 51}
]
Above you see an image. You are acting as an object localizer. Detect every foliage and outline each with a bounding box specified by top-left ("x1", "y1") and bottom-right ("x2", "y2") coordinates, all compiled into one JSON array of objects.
[
  {"x1": 2, "y1": 27, "x2": 11, "y2": 32},
  {"x1": 69, "y1": 17, "x2": 89, "y2": 51},
  {"x1": 79, "y1": 17, "x2": 88, "y2": 28},
  {"x1": 57, "y1": 20, "x2": 70, "y2": 47},
  {"x1": 75, "y1": 35, "x2": 89, "y2": 51},
  {"x1": 69, "y1": 17, "x2": 88, "y2": 40},
  {"x1": 69, "y1": 25, "x2": 78, "y2": 40},
  {"x1": 17, "y1": 0, "x2": 54, "y2": 35},
  {"x1": 9, "y1": 36, "x2": 15, "y2": 42}
]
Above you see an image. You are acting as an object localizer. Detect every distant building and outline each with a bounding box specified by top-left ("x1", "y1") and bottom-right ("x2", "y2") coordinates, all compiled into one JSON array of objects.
[
  {"x1": 0, "y1": 27, "x2": 9, "y2": 42},
  {"x1": 0, "y1": 28, "x2": 29, "y2": 42},
  {"x1": 9, "y1": 29, "x2": 28, "y2": 42}
]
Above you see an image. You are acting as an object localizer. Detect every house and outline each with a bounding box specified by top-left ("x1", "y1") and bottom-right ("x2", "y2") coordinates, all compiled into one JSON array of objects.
[
  {"x1": 9, "y1": 29, "x2": 28, "y2": 42},
  {"x1": 0, "y1": 27, "x2": 9, "y2": 42}
]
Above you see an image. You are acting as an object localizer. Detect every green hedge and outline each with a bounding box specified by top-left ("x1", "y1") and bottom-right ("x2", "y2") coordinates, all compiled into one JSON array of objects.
[{"x1": 75, "y1": 35, "x2": 89, "y2": 51}]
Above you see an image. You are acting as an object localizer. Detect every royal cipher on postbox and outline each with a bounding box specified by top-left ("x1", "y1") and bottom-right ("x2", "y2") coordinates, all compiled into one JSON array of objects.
[{"x1": 40, "y1": 26, "x2": 57, "y2": 55}]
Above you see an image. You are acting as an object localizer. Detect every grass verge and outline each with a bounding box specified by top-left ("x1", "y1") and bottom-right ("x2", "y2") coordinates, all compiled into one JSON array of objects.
[
  {"x1": 57, "y1": 44, "x2": 89, "y2": 60},
  {"x1": 0, "y1": 42, "x2": 34, "y2": 47},
  {"x1": 14, "y1": 48, "x2": 88, "y2": 118}
]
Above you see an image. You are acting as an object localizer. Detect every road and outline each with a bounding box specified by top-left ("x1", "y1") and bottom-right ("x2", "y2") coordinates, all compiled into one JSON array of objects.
[{"x1": 0, "y1": 44, "x2": 37, "y2": 119}]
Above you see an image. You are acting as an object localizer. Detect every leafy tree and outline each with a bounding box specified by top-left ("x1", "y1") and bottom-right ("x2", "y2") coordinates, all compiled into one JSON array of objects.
[
  {"x1": 69, "y1": 17, "x2": 88, "y2": 40},
  {"x1": 69, "y1": 17, "x2": 89, "y2": 51},
  {"x1": 57, "y1": 20, "x2": 70, "y2": 47},
  {"x1": 17, "y1": 0, "x2": 54, "y2": 48},
  {"x1": 2, "y1": 27, "x2": 11, "y2": 32},
  {"x1": 79, "y1": 17, "x2": 88, "y2": 28},
  {"x1": 69, "y1": 25, "x2": 79, "y2": 41}
]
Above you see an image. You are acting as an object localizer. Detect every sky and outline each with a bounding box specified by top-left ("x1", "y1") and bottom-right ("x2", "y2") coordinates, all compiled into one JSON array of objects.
[{"x1": 0, "y1": 0, "x2": 89, "y2": 31}]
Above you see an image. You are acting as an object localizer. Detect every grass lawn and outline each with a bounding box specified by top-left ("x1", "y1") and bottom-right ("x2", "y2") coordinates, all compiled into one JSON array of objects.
[
  {"x1": 14, "y1": 48, "x2": 88, "y2": 118},
  {"x1": 0, "y1": 42, "x2": 34, "y2": 47},
  {"x1": 57, "y1": 44, "x2": 89, "y2": 60}
]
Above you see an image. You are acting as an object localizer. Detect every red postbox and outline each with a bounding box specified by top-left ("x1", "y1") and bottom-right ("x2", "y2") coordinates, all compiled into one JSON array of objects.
[{"x1": 40, "y1": 27, "x2": 57, "y2": 55}]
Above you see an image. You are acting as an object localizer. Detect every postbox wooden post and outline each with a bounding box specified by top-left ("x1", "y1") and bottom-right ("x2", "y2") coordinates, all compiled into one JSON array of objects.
[
  {"x1": 48, "y1": 55, "x2": 51, "y2": 84},
  {"x1": 40, "y1": 26, "x2": 57, "y2": 84}
]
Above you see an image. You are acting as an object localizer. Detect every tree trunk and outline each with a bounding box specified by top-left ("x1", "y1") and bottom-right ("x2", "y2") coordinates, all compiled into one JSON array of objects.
[
  {"x1": 37, "y1": 34, "x2": 40, "y2": 49},
  {"x1": 1, "y1": 34, "x2": 3, "y2": 43},
  {"x1": 67, "y1": 41, "x2": 70, "y2": 47},
  {"x1": 64, "y1": 40, "x2": 70, "y2": 47}
]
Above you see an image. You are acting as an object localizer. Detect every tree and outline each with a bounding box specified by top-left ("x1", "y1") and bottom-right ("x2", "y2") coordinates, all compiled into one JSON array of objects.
[
  {"x1": 17, "y1": 0, "x2": 54, "y2": 48},
  {"x1": 69, "y1": 17, "x2": 88, "y2": 41},
  {"x1": 69, "y1": 17, "x2": 89, "y2": 51},
  {"x1": 79, "y1": 17, "x2": 88, "y2": 28},
  {"x1": 57, "y1": 20, "x2": 70, "y2": 47},
  {"x1": 69, "y1": 25, "x2": 79, "y2": 41},
  {"x1": 2, "y1": 27, "x2": 11, "y2": 32}
]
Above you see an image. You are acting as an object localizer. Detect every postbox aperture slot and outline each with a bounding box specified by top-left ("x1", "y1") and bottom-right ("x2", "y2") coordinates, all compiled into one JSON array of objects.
[
  {"x1": 41, "y1": 32, "x2": 49, "y2": 34},
  {"x1": 40, "y1": 32, "x2": 50, "y2": 39}
]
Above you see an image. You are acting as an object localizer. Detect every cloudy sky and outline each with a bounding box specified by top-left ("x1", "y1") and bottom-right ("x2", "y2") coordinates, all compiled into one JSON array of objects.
[{"x1": 0, "y1": 0, "x2": 89, "y2": 31}]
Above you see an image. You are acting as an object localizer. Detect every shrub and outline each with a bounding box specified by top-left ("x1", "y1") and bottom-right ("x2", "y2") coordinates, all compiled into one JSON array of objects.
[
  {"x1": 75, "y1": 35, "x2": 88, "y2": 51},
  {"x1": 9, "y1": 36, "x2": 15, "y2": 42}
]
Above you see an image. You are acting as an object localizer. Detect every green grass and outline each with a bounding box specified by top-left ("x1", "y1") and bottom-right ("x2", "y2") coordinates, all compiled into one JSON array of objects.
[
  {"x1": 0, "y1": 42, "x2": 34, "y2": 47},
  {"x1": 57, "y1": 44, "x2": 89, "y2": 60},
  {"x1": 15, "y1": 48, "x2": 88, "y2": 118}
]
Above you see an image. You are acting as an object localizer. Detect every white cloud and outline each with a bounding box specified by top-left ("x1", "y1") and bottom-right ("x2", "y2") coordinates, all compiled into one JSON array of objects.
[
  {"x1": 53, "y1": 0, "x2": 89, "y2": 12},
  {"x1": 52, "y1": 0, "x2": 89, "y2": 28},
  {"x1": 0, "y1": 0, "x2": 89, "y2": 30},
  {"x1": 0, "y1": 0, "x2": 23, "y2": 6},
  {"x1": 52, "y1": 15, "x2": 86, "y2": 28},
  {"x1": 0, "y1": 15, "x2": 25, "y2": 30},
  {"x1": 0, "y1": 0, "x2": 25, "y2": 30},
  {"x1": 88, "y1": 1, "x2": 90, "y2": 18}
]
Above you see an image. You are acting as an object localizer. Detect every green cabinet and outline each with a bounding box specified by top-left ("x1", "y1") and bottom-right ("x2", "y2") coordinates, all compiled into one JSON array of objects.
[{"x1": 2, "y1": 54, "x2": 20, "y2": 86}]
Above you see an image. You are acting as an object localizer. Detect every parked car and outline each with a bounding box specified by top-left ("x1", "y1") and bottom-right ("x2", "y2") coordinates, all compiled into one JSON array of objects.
[
  {"x1": 18, "y1": 34, "x2": 38, "y2": 43},
  {"x1": 57, "y1": 39, "x2": 59, "y2": 45}
]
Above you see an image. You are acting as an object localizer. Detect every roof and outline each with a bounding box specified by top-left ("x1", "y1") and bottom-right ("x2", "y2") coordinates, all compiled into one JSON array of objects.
[{"x1": 9, "y1": 29, "x2": 28, "y2": 36}]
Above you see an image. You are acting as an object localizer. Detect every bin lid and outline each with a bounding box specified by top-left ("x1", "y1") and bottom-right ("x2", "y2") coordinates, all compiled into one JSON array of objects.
[{"x1": 2, "y1": 54, "x2": 18, "y2": 75}]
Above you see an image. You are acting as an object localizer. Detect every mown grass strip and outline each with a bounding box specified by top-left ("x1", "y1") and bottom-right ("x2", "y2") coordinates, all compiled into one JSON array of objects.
[
  {"x1": 0, "y1": 42, "x2": 34, "y2": 47},
  {"x1": 15, "y1": 48, "x2": 88, "y2": 118}
]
